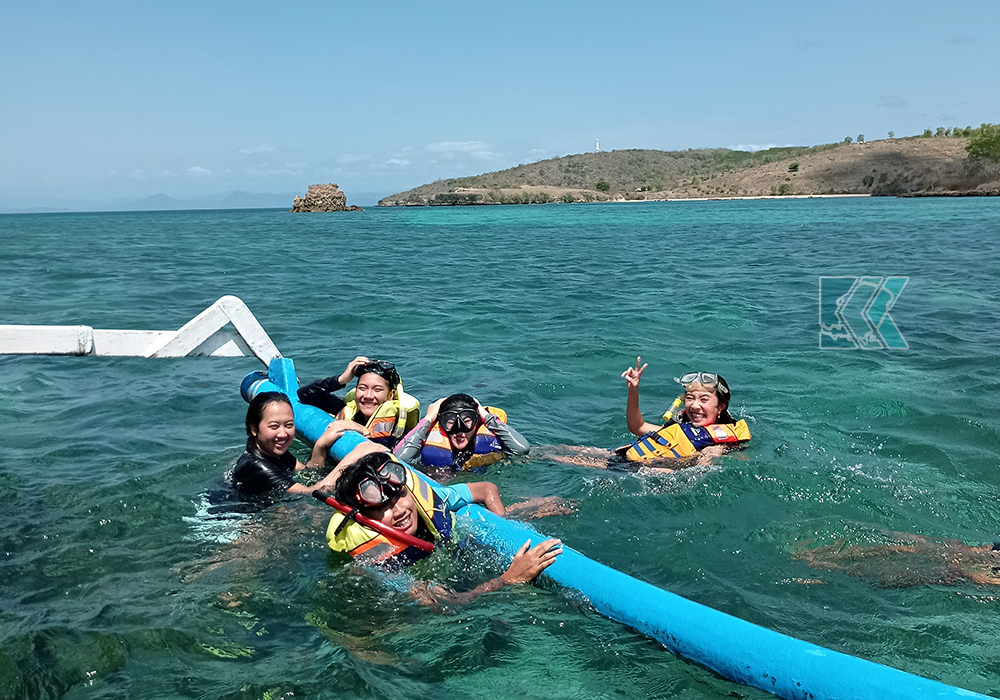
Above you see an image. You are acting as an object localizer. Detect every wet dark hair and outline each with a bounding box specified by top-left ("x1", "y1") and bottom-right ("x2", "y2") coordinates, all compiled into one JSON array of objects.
[
  {"x1": 355, "y1": 360, "x2": 400, "y2": 389},
  {"x1": 334, "y1": 452, "x2": 398, "y2": 510},
  {"x1": 245, "y1": 391, "x2": 293, "y2": 437},
  {"x1": 439, "y1": 393, "x2": 477, "y2": 415}
]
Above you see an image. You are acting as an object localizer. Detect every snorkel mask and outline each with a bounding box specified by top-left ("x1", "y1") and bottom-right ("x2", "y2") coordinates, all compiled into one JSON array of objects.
[
  {"x1": 440, "y1": 409, "x2": 479, "y2": 434},
  {"x1": 355, "y1": 360, "x2": 400, "y2": 389},
  {"x1": 333, "y1": 452, "x2": 407, "y2": 534},
  {"x1": 317, "y1": 452, "x2": 434, "y2": 554},
  {"x1": 437, "y1": 394, "x2": 481, "y2": 435},
  {"x1": 674, "y1": 371, "x2": 731, "y2": 398},
  {"x1": 353, "y1": 452, "x2": 407, "y2": 507}
]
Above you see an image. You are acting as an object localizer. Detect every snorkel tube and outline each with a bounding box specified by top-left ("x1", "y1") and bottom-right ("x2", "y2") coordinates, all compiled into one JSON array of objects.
[
  {"x1": 661, "y1": 393, "x2": 685, "y2": 423},
  {"x1": 312, "y1": 489, "x2": 434, "y2": 553}
]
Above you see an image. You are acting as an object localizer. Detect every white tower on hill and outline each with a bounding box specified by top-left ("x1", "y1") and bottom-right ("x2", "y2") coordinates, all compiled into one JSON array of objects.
[{"x1": 596, "y1": 138, "x2": 600, "y2": 153}]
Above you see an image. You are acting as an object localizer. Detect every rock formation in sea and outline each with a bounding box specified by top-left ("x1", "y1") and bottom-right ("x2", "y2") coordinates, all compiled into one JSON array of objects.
[{"x1": 290, "y1": 184, "x2": 363, "y2": 212}]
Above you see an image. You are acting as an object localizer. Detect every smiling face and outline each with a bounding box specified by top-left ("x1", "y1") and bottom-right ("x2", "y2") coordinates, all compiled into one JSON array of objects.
[
  {"x1": 362, "y1": 490, "x2": 419, "y2": 536},
  {"x1": 683, "y1": 383, "x2": 723, "y2": 426},
  {"x1": 447, "y1": 427, "x2": 477, "y2": 451},
  {"x1": 354, "y1": 372, "x2": 392, "y2": 419},
  {"x1": 252, "y1": 401, "x2": 296, "y2": 458}
]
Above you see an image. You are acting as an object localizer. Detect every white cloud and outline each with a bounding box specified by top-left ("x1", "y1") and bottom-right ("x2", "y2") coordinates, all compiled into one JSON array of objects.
[
  {"x1": 469, "y1": 150, "x2": 502, "y2": 161},
  {"x1": 730, "y1": 143, "x2": 776, "y2": 152},
  {"x1": 384, "y1": 158, "x2": 410, "y2": 167},
  {"x1": 187, "y1": 166, "x2": 212, "y2": 176},
  {"x1": 426, "y1": 140, "x2": 489, "y2": 153},
  {"x1": 338, "y1": 153, "x2": 371, "y2": 164},
  {"x1": 240, "y1": 143, "x2": 275, "y2": 154}
]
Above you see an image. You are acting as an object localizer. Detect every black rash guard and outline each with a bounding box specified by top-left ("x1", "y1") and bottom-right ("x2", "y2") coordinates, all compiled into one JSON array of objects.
[{"x1": 230, "y1": 437, "x2": 298, "y2": 495}]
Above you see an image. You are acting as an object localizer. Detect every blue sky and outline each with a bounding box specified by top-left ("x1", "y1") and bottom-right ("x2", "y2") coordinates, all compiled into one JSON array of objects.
[{"x1": 2, "y1": 1, "x2": 998, "y2": 208}]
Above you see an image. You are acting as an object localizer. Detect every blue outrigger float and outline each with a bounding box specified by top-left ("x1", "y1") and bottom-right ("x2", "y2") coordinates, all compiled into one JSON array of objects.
[{"x1": 2, "y1": 297, "x2": 990, "y2": 700}]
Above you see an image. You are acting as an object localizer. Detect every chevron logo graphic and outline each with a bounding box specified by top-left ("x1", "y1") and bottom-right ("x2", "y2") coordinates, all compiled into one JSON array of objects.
[{"x1": 819, "y1": 276, "x2": 909, "y2": 349}]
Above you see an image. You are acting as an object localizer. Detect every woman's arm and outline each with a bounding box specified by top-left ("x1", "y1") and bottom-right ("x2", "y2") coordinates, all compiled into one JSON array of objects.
[
  {"x1": 622, "y1": 356, "x2": 661, "y2": 436},
  {"x1": 393, "y1": 419, "x2": 430, "y2": 464},
  {"x1": 337, "y1": 355, "x2": 371, "y2": 386},
  {"x1": 466, "y1": 481, "x2": 505, "y2": 516},
  {"x1": 411, "y1": 538, "x2": 562, "y2": 605},
  {"x1": 394, "y1": 397, "x2": 445, "y2": 463},
  {"x1": 289, "y1": 439, "x2": 388, "y2": 494},
  {"x1": 478, "y1": 402, "x2": 530, "y2": 455},
  {"x1": 304, "y1": 420, "x2": 360, "y2": 469}
]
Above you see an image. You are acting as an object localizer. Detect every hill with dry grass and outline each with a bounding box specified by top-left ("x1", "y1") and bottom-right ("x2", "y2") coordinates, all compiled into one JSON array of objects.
[{"x1": 377, "y1": 137, "x2": 1000, "y2": 206}]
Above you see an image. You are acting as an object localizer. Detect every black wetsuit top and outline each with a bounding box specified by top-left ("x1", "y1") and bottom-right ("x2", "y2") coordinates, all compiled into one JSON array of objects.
[
  {"x1": 230, "y1": 437, "x2": 297, "y2": 495},
  {"x1": 297, "y1": 375, "x2": 347, "y2": 416}
]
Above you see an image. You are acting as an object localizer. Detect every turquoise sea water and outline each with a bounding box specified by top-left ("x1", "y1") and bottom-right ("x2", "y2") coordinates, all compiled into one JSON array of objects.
[{"x1": 2, "y1": 198, "x2": 999, "y2": 699}]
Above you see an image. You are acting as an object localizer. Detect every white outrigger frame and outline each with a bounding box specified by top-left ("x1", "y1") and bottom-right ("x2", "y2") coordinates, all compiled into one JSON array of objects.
[{"x1": 0, "y1": 295, "x2": 279, "y2": 365}]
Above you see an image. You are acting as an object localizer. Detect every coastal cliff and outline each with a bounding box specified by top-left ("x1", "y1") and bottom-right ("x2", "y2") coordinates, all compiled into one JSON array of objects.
[
  {"x1": 290, "y1": 184, "x2": 363, "y2": 212},
  {"x1": 378, "y1": 137, "x2": 1000, "y2": 206}
]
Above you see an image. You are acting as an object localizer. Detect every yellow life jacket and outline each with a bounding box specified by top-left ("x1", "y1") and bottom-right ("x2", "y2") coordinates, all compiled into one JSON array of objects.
[
  {"x1": 337, "y1": 383, "x2": 420, "y2": 447},
  {"x1": 619, "y1": 420, "x2": 751, "y2": 462},
  {"x1": 420, "y1": 407, "x2": 508, "y2": 472},
  {"x1": 325, "y1": 465, "x2": 451, "y2": 567}
]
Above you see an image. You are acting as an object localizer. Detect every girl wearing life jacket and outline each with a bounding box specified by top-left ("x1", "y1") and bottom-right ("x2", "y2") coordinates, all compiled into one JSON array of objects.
[
  {"x1": 298, "y1": 357, "x2": 420, "y2": 450},
  {"x1": 543, "y1": 359, "x2": 750, "y2": 471},
  {"x1": 325, "y1": 451, "x2": 562, "y2": 600},
  {"x1": 618, "y1": 357, "x2": 750, "y2": 467},
  {"x1": 394, "y1": 393, "x2": 530, "y2": 475}
]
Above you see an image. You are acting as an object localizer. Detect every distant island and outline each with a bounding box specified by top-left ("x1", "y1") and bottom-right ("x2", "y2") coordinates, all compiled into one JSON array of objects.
[
  {"x1": 378, "y1": 128, "x2": 1000, "y2": 206},
  {"x1": 290, "y1": 184, "x2": 363, "y2": 212}
]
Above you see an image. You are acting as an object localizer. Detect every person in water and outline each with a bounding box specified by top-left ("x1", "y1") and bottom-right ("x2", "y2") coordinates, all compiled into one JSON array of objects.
[
  {"x1": 326, "y1": 450, "x2": 563, "y2": 601},
  {"x1": 618, "y1": 358, "x2": 750, "y2": 464},
  {"x1": 230, "y1": 391, "x2": 345, "y2": 496},
  {"x1": 793, "y1": 531, "x2": 1000, "y2": 588},
  {"x1": 545, "y1": 358, "x2": 750, "y2": 471},
  {"x1": 394, "y1": 393, "x2": 530, "y2": 476},
  {"x1": 298, "y1": 356, "x2": 420, "y2": 450}
]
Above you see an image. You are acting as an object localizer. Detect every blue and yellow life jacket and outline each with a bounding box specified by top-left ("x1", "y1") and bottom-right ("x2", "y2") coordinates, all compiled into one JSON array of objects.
[
  {"x1": 420, "y1": 407, "x2": 508, "y2": 472},
  {"x1": 337, "y1": 384, "x2": 420, "y2": 446},
  {"x1": 325, "y1": 465, "x2": 452, "y2": 567},
  {"x1": 619, "y1": 420, "x2": 751, "y2": 462}
]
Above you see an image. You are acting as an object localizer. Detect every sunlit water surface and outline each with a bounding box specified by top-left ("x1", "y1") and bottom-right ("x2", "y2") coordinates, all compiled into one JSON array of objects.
[{"x1": 2, "y1": 198, "x2": 999, "y2": 699}]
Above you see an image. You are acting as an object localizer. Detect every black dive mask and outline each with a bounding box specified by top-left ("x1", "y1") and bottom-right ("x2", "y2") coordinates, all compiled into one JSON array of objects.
[
  {"x1": 355, "y1": 360, "x2": 400, "y2": 388},
  {"x1": 440, "y1": 409, "x2": 478, "y2": 434}
]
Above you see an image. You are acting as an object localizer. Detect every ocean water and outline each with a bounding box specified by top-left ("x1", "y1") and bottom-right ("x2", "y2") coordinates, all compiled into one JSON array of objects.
[{"x1": 1, "y1": 198, "x2": 999, "y2": 699}]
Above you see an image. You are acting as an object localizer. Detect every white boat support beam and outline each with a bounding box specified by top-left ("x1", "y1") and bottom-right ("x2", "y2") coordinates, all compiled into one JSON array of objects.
[{"x1": 0, "y1": 296, "x2": 280, "y2": 365}]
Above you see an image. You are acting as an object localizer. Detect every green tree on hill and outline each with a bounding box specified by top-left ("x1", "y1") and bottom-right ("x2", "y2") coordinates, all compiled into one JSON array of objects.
[
  {"x1": 595, "y1": 180, "x2": 610, "y2": 192},
  {"x1": 966, "y1": 124, "x2": 1000, "y2": 163}
]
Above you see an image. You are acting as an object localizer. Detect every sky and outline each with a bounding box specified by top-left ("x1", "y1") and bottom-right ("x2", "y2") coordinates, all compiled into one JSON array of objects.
[{"x1": 2, "y1": 1, "x2": 999, "y2": 209}]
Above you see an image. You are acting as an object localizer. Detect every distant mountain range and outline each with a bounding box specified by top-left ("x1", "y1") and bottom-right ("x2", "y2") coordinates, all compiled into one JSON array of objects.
[
  {"x1": 0, "y1": 191, "x2": 300, "y2": 214},
  {"x1": 100, "y1": 190, "x2": 300, "y2": 212},
  {"x1": 0, "y1": 188, "x2": 387, "y2": 214}
]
